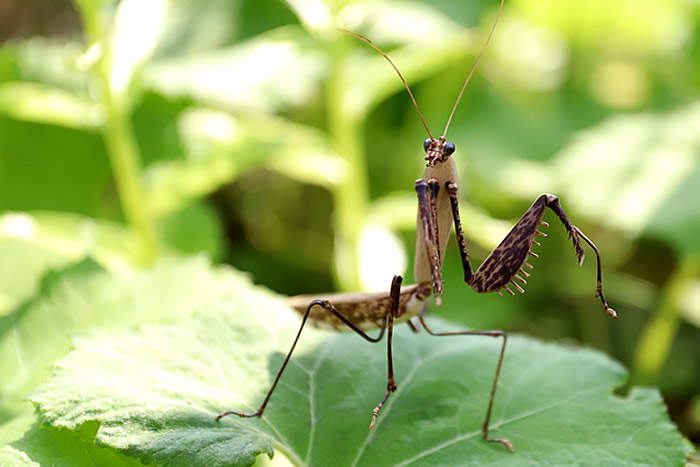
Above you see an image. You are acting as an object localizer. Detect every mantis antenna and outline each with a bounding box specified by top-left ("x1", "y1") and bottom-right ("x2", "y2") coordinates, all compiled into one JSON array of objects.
[
  {"x1": 340, "y1": 0, "x2": 506, "y2": 141},
  {"x1": 443, "y1": 0, "x2": 505, "y2": 138},
  {"x1": 339, "y1": 29, "x2": 434, "y2": 141}
]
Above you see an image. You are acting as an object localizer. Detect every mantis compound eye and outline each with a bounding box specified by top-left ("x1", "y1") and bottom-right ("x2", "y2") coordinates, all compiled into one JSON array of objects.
[
  {"x1": 444, "y1": 141, "x2": 455, "y2": 156},
  {"x1": 423, "y1": 138, "x2": 431, "y2": 152}
]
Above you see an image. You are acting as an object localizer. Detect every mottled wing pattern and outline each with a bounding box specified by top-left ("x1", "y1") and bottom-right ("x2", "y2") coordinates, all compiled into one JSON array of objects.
[
  {"x1": 285, "y1": 285, "x2": 431, "y2": 331},
  {"x1": 471, "y1": 195, "x2": 548, "y2": 295}
]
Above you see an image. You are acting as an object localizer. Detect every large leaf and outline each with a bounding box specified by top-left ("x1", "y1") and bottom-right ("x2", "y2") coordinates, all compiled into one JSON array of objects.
[
  {"x1": 554, "y1": 102, "x2": 700, "y2": 253},
  {"x1": 0, "y1": 411, "x2": 142, "y2": 467},
  {"x1": 0, "y1": 38, "x2": 88, "y2": 93},
  {"x1": 143, "y1": 26, "x2": 325, "y2": 114},
  {"x1": 145, "y1": 109, "x2": 340, "y2": 218},
  {"x1": 0, "y1": 211, "x2": 141, "y2": 316},
  {"x1": 0, "y1": 81, "x2": 98, "y2": 130},
  {"x1": 0, "y1": 254, "x2": 245, "y2": 421},
  {"x1": 0, "y1": 116, "x2": 110, "y2": 216},
  {"x1": 24, "y1": 275, "x2": 689, "y2": 466}
]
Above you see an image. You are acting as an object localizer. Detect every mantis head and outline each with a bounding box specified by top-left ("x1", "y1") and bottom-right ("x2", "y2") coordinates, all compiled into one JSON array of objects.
[
  {"x1": 423, "y1": 136, "x2": 456, "y2": 167},
  {"x1": 343, "y1": 0, "x2": 503, "y2": 169}
]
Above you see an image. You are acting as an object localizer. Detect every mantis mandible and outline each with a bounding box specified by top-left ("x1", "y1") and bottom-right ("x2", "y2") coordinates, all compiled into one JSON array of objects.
[{"x1": 217, "y1": 0, "x2": 617, "y2": 452}]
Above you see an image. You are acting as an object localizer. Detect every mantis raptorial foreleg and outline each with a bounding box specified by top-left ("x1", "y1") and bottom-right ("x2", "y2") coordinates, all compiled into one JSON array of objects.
[
  {"x1": 436, "y1": 184, "x2": 617, "y2": 318},
  {"x1": 445, "y1": 181, "x2": 476, "y2": 285},
  {"x1": 416, "y1": 178, "x2": 445, "y2": 304}
]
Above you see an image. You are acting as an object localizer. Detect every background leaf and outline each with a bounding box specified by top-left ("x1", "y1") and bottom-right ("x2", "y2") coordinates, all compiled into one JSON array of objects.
[{"x1": 144, "y1": 27, "x2": 326, "y2": 114}]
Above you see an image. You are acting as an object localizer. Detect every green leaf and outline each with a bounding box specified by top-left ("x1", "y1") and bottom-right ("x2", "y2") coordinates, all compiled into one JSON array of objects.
[
  {"x1": 27, "y1": 277, "x2": 689, "y2": 466},
  {"x1": 0, "y1": 38, "x2": 88, "y2": 93},
  {"x1": 0, "y1": 211, "x2": 137, "y2": 316},
  {"x1": 0, "y1": 81, "x2": 99, "y2": 129},
  {"x1": 477, "y1": 102, "x2": 700, "y2": 255},
  {"x1": 109, "y1": 0, "x2": 169, "y2": 97},
  {"x1": 145, "y1": 108, "x2": 339, "y2": 217},
  {"x1": 159, "y1": 201, "x2": 224, "y2": 260},
  {"x1": 0, "y1": 254, "x2": 245, "y2": 421},
  {"x1": 143, "y1": 27, "x2": 325, "y2": 114},
  {"x1": 0, "y1": 410, "x2": 144, "y2": 466},
  {"x1": 553, "y1": 102, "x2": 700, "y2": 253},
  {"x1": 0, "y1": 116, "x2": 110, "y2": 216}
]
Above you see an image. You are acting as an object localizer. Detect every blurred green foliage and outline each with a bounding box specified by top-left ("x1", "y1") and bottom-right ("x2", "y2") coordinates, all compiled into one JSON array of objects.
[{"x1": 0, "y1": 0, "x2": 698, "y2": 461}]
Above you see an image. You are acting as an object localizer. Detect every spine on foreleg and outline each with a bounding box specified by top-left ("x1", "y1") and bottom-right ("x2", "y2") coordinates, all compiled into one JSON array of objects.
[{"x1": 470, "y1": 195, "x2": 548, "y2": 294}]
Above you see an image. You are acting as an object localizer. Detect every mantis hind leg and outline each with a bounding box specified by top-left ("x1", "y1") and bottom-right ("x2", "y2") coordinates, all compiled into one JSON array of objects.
[
  {"x1": 216, "y1": 276, "x2": 404, "y2": 424},
  {"x1": 418, "y1": 314, "x2": 514, "y2": 452}
]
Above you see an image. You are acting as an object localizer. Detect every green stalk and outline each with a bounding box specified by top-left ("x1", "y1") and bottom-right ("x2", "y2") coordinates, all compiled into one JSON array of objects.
[
  {"x1": 96, "y1": 71, "x2": 158, "y2": 265},
  {"x1": 633, "y1": 254, "x2": 700, "y2": 382},
  {"x1": 75, "y1": 0, "x2": 158, "y2": 265},
  {"x1": 326, "y1": 37, "x2": 370, "y2": 292}
]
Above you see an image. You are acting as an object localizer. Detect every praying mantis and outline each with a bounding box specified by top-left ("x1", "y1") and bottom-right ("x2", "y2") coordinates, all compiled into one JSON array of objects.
[{"x1": 217, "y1": 0, "x2": 617, "y2": 452}]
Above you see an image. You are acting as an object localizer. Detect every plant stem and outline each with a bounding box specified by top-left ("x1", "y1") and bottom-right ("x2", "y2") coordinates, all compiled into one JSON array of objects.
[
  {"x1": 96, "y1": 71, "x2": 159, "y2": 264},
  {"x1": 75, "y1": 0, "x2": 158, "y2": 265},
  {"x1": 633, "y1": 254, "x2": 700, "y2": 382},
  {"x1": 326, "y1": 36, "x2": 369, "y2": 292}
]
